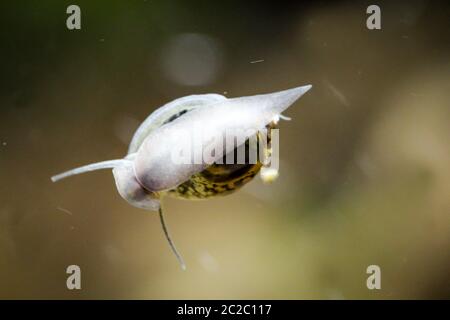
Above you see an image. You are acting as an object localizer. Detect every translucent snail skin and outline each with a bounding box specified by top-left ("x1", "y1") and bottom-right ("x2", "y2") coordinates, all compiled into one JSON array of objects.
[{"x1": 51, "y1": 85, "x2": 312, "y2": 269}]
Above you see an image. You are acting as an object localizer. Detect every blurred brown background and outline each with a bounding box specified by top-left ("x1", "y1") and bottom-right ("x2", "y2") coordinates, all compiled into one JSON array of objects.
[{"x1": 0, "y1": 0, "x2": 449, "y2": 299}]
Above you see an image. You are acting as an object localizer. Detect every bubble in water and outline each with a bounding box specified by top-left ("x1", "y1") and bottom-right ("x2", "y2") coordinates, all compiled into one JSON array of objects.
[{"x1": 160, "y1": 33, "x2": 223, "y2": 86}]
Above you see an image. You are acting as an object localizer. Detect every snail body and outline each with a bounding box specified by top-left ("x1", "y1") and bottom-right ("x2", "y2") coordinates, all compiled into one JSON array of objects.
[{"x1": 52, "y1": 85, "x2": 312, "y2": 269}]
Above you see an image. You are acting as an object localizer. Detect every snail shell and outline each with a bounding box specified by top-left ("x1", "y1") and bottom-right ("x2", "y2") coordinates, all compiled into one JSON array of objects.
[{"x1": 51, "y1": 85, "x2": 312, "y2": 211}]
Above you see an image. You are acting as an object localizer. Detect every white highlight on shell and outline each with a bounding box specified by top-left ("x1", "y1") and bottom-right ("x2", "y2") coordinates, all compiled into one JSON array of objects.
[{"x1": 260, "y1": 167, "x2": 279, "y2": 184}]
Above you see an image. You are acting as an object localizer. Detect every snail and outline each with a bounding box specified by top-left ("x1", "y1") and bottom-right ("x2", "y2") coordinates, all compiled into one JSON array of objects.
[{"x1": 51, "y1": 85, "x2": 312, "y2": 269}]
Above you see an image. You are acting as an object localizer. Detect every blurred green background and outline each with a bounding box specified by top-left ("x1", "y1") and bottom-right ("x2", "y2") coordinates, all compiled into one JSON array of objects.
[{"x1": 0, "y1": 0, "x2": 449, "y2": 299}]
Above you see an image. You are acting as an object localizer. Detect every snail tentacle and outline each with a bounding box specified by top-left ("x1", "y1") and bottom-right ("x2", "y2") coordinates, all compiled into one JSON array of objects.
[
  {"x1": 158, "y1": 206, "x2": 186, "y2": 271},
  {"x1": 51, "y1": 159, "x2": 132, "y2": 182}
]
